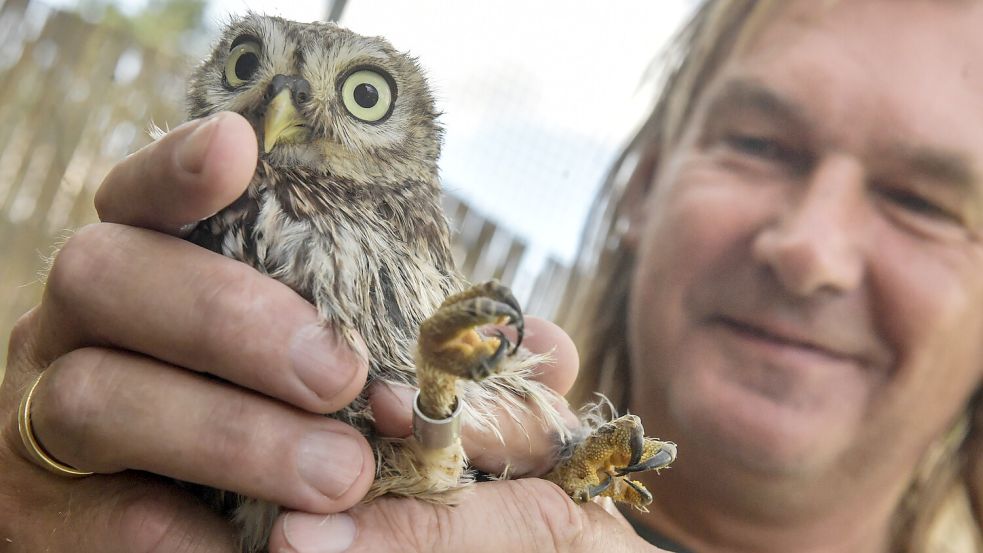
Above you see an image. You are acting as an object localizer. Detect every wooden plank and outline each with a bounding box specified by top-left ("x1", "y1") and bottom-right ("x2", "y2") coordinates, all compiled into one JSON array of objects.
[{"x1": 525, "y1": 258, "x2": 571, "y2": 319}]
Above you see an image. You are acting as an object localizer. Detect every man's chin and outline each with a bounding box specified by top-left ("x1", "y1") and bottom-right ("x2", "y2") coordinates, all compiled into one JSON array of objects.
[{"x1": 667, "y1": 373, "x2": 862, "y2": 476}]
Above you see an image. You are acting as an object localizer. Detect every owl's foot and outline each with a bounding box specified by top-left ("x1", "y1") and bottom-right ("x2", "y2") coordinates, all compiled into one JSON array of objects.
[
  {"x1": 419, "y1": 279, "x2": 523, "y2": 380},
  {"x1": 544, "y1": 414, "x2": 676, "y2": 511},
  {"x1": 415, "y1": 280, "x2": 523, "y2": 419}
]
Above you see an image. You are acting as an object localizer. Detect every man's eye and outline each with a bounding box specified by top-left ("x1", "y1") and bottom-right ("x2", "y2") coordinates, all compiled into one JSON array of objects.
[
  {"x1": 876, "y1": 187, "x2": 960, "y2": 223},
  {"x1": 723, "y1": 133, "x2": 788, "y2": 161}
]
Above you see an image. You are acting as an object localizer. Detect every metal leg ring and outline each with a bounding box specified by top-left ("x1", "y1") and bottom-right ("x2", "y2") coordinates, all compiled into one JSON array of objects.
[{"x1": 412, "y1": 390, "x2": 463, "y2": 450}]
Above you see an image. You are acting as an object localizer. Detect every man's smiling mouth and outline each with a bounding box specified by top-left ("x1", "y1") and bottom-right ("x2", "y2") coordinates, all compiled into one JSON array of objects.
[{"x1": 713, "y1": 315, "x2": 860, "y2": 364}]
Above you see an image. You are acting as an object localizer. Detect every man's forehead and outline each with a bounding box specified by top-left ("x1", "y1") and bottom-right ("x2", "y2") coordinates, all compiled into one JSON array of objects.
[
  {"x1": 735, "y1": 1, "x2": 982, "y2": 85},
  {"x1": 701, "y1": 2, "x2": 983, "y2": 189}
]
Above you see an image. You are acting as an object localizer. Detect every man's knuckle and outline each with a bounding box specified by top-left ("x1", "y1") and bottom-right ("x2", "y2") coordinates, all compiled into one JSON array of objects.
[
  {"x1": 6, "y1": 308, "x2": 41, "y2": 368},
  {"x1": 7, "y1": 311, "x2": 34, "y2": 354},
  {"x1": 202, "y1": 393, "x2": 258, "y2": 469},
  {"x1": 46, "y1": 224, "x2": 121, "y2": 307},
  {"x1": 38, "y1": 349, "x2": 115, "y2": 449},
  {"x1": 93, "y1": 164, "x2": 123, "y2": 219},
  {"x1": 197, "y1": 262, "x2": 270, "y2": 344}
]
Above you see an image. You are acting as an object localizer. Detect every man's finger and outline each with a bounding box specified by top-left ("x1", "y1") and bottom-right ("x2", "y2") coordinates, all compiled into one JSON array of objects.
[
  {"x1": 268, "y1": 479, "x2": 662, "y2": 553},
  {"x1": 24, "y1": 347, "x2": 375, "y2": 513},
  {"x1": 496, "y1": 316, "x2": 580, "y2": 394},
  {"x1": 368, "y1": 317, "x2": 580, "y2": 476},
  {"x1": 34, "y1": 222, "x2": 368, "y2": 414},
  {"x1": 0, "y1": 471, "x2": 239, "y2": 553},
  {"x1": 95, "y1": 111, "x2": 257, "y2": 235}
]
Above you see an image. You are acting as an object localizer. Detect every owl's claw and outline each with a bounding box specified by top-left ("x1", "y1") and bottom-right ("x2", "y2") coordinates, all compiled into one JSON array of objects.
[
  {"x1": 544, "y1": 414, "x2": 676, "y2": 511},
  {"x1": 415, "y1": 281, "x2": 527, "y2": 421},
  {"x1": 616, "y1": 448, "x2": 676, "y2": 476},
  {"x1": 621, "y1": 477, "x2": 654, "y2": 507},
  {"x1": 441, "y1": 280, "x2": 522, "y2": 351},
  {"x1": 501, "y1": 312, "x2": 522, "y2": 354},
  {"x1": 586, "y1": 475, "x2": 614, "y2": 500},
  {"x1": 470, "y1": 330, "x2": 511, "y2": 380},
  {"x1": 417, "y1": 280, "x2": 525, "y2": 382},
  {"x1": 492, "y1": 284, "x2": 524, "y2": 352}
]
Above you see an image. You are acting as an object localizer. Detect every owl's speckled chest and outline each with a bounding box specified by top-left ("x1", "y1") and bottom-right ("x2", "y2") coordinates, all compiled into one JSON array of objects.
[{"x1": 189, "y1": 162, "x2": 462, "y2": 391}]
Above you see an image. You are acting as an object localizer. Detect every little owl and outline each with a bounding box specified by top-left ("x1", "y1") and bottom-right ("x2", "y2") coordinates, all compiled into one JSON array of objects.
[{"x1": 181, "y1": 13, "x2": 675, "y2": 552}]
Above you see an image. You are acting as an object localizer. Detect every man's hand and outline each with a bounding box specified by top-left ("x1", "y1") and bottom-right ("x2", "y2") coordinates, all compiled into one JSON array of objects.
[
  {"x1": 0, "y1": 111, "x2": 583, "y2": 552},
  {"x1": 1, "y1": 113, "x2": 375, "y2": 552},
  {"x1": 267, "y1": 479, "x2": 667, "y2": 553}
]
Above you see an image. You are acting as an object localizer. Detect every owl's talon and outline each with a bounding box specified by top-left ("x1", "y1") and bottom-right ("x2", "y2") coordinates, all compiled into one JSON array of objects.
[
  {"x1": 470, "y1": 330, "x2": 510, "y2": 380},
  {"x1": 510, "y1": 316, "x2": 523, "y2": 354},
  {"x1": 418, "y1": 281, "x2": 527, "y2": 382},
  {"x1": 587, "y1": 475, "x2": 614, "y2": 499},
  {"x1": 623, "y1": 478, "x2": 654, "y2": 507},
  {"x1": 501, "y1": 302, "x2": 524, "y2": 352},
  {"x1": 415, "y1": 282, "x2": 528, "y2": 423},
  {"x1": 496, "y1": 286, "x2": 524, "y2": 352},
  {"x1": 441, "y1": 280, "x2": 524, "y2": 353},
  {"x1": 628, "y1": 422, "x2": 645, "y2": 467},
  {"x1": 616, "y1": 448, "x2": 676, "y2": 476}
]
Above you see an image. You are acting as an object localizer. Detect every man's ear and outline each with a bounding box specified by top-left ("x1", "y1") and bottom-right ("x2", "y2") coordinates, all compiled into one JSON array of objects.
[{"x1": 620, "y1": 144, "x2": 659, "y2": 252}]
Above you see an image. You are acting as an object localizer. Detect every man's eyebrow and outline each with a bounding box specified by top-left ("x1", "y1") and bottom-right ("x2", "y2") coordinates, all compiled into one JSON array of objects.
[
  {"x1": 894, "y1": 145, "x2": 977, "y2": 191},
  {"x1": 708, "y1": 81, "x2": 980, "y2": 188},
  {"x1": 704, "y1": 79, "x2": 809, "y2": 127}
]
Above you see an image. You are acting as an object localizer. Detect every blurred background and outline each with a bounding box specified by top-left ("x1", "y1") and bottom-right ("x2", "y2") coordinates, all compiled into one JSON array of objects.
[{"x1": 0, "y1": 0, "x2": 693, "y2": 373}]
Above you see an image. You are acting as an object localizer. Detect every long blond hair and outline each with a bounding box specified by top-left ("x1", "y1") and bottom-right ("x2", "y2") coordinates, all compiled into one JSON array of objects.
[{"x1": 559, "y1": 1, "x2": 983, "y2": 550}]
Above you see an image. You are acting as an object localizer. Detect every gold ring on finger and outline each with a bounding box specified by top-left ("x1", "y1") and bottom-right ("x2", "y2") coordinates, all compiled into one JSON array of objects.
[{"x1": 17, "y1": 372, "x2": 94, "y2": 478}]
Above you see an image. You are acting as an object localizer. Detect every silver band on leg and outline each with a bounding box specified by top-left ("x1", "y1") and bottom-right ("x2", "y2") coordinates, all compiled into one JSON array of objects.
[{"x1": 412, "y1": 390, "x2": 463, "y2": 450}]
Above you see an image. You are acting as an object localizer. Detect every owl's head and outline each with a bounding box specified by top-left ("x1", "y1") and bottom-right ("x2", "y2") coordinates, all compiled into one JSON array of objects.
[{"x1": 188, "y1": 14, "x2": 442, "y2": 180}]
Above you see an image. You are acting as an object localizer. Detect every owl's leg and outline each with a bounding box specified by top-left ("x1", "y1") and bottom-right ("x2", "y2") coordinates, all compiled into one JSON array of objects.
[
  {"x1": 415, "y1": 279, "x2": 523, "y2": 420},
  {"x1": 367, "y1": 281, "x2": 522, "y2": 503},
  {"x1": 543, "y1": 414, "x2": 676, "y2": 512}
]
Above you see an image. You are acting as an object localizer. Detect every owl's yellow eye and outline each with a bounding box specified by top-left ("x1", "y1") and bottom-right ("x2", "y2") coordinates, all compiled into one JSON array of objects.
[
  {"x1": 225, "y1": 41, "x2": 262, "y2": 88},
  {"x1": 340, "y1": 67, "x2": 396, "y2": 123}
]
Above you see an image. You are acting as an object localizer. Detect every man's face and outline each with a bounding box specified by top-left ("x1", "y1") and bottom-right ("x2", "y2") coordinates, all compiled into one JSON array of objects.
[{"x1": 629, "y1": 0, "x2": 983, "y2": 484}]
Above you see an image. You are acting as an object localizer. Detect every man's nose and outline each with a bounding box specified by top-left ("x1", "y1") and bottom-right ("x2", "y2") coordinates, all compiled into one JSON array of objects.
[{"x1": 751, "y1": 154, "x2": 866, "y2": 296}]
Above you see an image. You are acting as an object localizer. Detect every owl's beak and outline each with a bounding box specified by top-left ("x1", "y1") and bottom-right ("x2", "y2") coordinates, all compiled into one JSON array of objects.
[{"x1": 263, "y1": 89, "x2": 308, "y2": 153}]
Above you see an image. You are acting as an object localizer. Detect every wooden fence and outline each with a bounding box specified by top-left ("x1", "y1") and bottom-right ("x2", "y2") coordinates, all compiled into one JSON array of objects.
[{"x1": 0, "y1": 0, "x2": 572, "y2": 373}]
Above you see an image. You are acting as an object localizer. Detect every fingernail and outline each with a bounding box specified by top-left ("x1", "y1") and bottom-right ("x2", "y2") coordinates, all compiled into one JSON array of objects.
[
  {"x1": 297, "y1": 430, "x2": 364, "y2": 499},
  {"x1": 290, "y1": 325, "x2": 364, "y2": 409},
  {"x1": 176, "y1": 114, "x2": 222, "y2": 173},
  {"x1": 283, "y1": 512, "x2": 356, "y2": 553}
]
